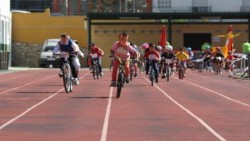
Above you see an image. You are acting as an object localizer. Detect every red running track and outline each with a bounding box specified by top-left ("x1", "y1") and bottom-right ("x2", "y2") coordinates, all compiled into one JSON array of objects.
[{"x1": 0, "y1": 68, "x2": 249, "y2": 141}]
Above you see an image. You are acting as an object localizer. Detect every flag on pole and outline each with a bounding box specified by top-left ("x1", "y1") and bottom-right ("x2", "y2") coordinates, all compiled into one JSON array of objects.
[{"x1": 159, "y1": 25, "x2": 167, "y2": 47}]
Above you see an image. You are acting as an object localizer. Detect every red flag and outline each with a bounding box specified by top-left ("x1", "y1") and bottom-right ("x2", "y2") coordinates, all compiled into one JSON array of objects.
[{"x1": 159, "y1": 25, "x2": 167, "y2": 47}]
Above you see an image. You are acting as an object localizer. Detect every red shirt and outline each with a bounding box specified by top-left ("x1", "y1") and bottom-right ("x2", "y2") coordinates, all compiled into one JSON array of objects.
[
  {"x1": 90, "y1": 47, "x2": 103, "y2": 57},
  {"x1": 144, "y1": 50, "x2": 160, "y2": 60}
]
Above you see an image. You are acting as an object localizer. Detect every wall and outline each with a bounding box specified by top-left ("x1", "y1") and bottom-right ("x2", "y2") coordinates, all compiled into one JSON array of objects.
[
  {"x1": 92, "y1": 23, "x2": 247, "y2": 67},
  {"x1": 12, "y1": 9, "x2": 248, "y2": 68},
  {"x1": 12, "y1": 9, "x2": 87, "y2": 47}
]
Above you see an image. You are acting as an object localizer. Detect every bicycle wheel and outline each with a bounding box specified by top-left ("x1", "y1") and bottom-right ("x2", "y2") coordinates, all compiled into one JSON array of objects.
[
  {"x1": 130, "y1": 69, "x2": 133, "y2": 81},
  {"x1": 63, "y1": 63, "x2": 72, "y2": 93},
  {"x1": 178, "y1": 67, "x2": 184, "y2": 79},
  {"x1": 116, "y1": 73, "x2": 124, "y2": 98},
  {"x1": 166, "y1": 66, "x2": 170, "y2": 82},
  {"x1": 197, "y1": 62, "x2": 204, "y2": 73},
  {"x1": 95, "y1": 64, "x2": 100, "y2": 79}
]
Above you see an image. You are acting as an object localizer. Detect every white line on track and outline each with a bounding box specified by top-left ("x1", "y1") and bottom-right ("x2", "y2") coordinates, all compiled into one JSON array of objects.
[
  {"x1": 181, "y1": 78, "x2": 250, "y2": 108},
  {"x1": 188, "y1": 71, "x2": 250, "y2": 90},
  {"x1": 0, "y1": 75, "x2": 56, "y2": 95},
  {"x1": 0, "y1": 88, "x2": 64, "y2": 130},
  {"x1": 0, "y1": 72, "x2": 89, "y2": 130},
  {"x1": 100, "y1": 87, "x2": 113, "y2": 141},
  {"x1": 143, "y1": 77, "x2": 227, "y2": 141}
]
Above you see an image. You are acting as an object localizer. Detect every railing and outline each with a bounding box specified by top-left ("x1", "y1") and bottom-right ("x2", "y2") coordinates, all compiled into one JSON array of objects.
[
  {"x1": 230, "y1": 54, "x2": 249, "y2": 78},
  {"x1": 11, "y1": 0, "x2": 250, "y2": 16}
]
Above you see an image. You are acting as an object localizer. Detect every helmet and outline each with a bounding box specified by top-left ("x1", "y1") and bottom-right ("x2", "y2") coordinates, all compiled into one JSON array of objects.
[
  {"x1": 90, "y1": 42, "x2": 95, "y2": 46},
  {"x1": 216, "y1": 47, "x2": 221, "y2": 51},
  {"x1": 165, "y1": 45, "x2": 173, "y2": 51},
  {"x1": 156, "y1": 45, "x2": 162, "y2": 51},
  {"x1": 186, "y1": 47, "x2": 192, "y2": 51},
  {"x1": 142, "y1": 43, "x2": 149, "y2": 49}
]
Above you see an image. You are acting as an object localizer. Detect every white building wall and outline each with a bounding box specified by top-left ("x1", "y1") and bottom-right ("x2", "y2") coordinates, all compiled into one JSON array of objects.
[
  {"x1": 154, "y1": 0, "x2": 244, "y2": 12},
  {"x1": 210, "y1": 0, "x2": 242, "y2": 12}
]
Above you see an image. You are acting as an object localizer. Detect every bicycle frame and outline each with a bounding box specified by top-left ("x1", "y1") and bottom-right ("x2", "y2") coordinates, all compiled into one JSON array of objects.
[
  {"x1": 148, "y1": 60, "x2": 155, "y2": 86},
  {"x1": 116, "y1": 57, "x2": 126, "y2": 98},
  {"x1": 62, "y1": 57, "x2": 73, "y2": 93},
  {"x1": 92, "y1": 58, "x2": 100, "y2": 80}
]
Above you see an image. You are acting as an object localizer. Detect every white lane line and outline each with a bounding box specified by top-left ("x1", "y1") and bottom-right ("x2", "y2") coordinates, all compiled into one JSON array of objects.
[
  {"x1": 0, "y1": 72, "x2": 89, "y2": 130},
  {"x1": 188, "y1": 71, "x2": 250, "y2": 90},
  {"x1": 0, "y1": 88, "x2": 64, "y2": 130},
  {"x1": 0, "y1": 75, "x2": 56, "y2": 95},
  {"x1": 143, "y1": 77, "x2": 227, "y2": 141},
  {"x1": 100, "y1": 87, "x2": 113, "y2": 141},
  {"x1": 181, "y1": 79, "x2": 250, "y2": 108}
]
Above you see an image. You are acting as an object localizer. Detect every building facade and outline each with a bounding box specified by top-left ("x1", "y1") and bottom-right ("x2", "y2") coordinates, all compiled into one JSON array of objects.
[
  {"x1": 10, "y1": 0, "x2": 250, "y2": 15},
  {"x1": 0, "y1": 0, "x2": 12, "y2": 69}
]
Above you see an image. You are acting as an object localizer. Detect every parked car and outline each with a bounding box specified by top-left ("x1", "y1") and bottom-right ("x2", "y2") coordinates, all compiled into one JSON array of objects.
[{"x1": 38, "y1": 39, "x2": 60, "y2": 68}]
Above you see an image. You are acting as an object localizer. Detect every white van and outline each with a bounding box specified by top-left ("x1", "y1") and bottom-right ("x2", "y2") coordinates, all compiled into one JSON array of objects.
[{"x1": 38, "y1": 39, "x2": 60, "y2": 67}]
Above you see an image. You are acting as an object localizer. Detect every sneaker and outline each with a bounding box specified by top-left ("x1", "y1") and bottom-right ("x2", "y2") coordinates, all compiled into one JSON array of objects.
[
  {"x1": 134, "y1": 72, "x2": 137, "y2": 77},
  {"x1": 125, "y1": 77, "x2": 129, "y2": 83},
  {"x1": 110, "y1": 81, "x2": 116, "y2": 87},
  {"x1": 74, "y1": 78, "x2": 79, "y2": 85},
  {"x1": 162, "y1": 74, "x2": 166, "y2": 78},
  {"x1": 58, "y1": 72, "x2": 63, "y2": 77},
  {"x1": 100, "y1": 72, "x2": 104, "y2": 76}
]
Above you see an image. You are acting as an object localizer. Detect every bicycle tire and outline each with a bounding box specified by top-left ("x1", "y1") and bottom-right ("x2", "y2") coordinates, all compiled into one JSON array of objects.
[
  {"x1": 166, "y1": 66, "x2": 170, "y2": 82},
  {"x1": 130, "y1": 69, "x2": 133, "y2": 81},
  {"x1": 179, "y1": 67, "x2": 184, "y2": 79},
  {"x1": 197, "y1": 62, "x2": 204, "y2": 73},
  {"x1": 95, "y1": 65, "x2": 99, "y2": 79},
  {"x1": 63, "y1": 63, "x2": 72, "y2": 93},
  {"x1": 116, "y1": 73, "x2": 124, "y2": 98}
]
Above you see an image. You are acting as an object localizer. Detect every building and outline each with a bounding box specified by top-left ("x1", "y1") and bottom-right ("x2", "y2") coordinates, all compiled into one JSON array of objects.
[
  {"x1": 0, "y1": 0, "x2": 12, "y2": 70},
  {"x1": 10, "y1": 0, "x2": 250, "y2": 68}
]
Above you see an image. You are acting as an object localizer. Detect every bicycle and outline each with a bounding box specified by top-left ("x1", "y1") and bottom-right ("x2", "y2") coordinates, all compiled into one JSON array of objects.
[
  {"x1": 129, "y1": 58, "x2": 139, "y2": 81},
  {"x1": 177, "y1": 60, "x2": 185, "y2": 79},
  {"x1": 162, "y1": 57, "x2": 174, "y2": 82},
  {"x1": 92, "y1": 58, "x2": 100, "y2": 80},
  {"x1": 116, "y1": 57, "x2": 127, "y2": 98},
  {"x1": 148, "y1": 60, "x2": 156, "y2": 86},
  {"x1": 213, "y1": 57, "x2": 223, "y2": 75}
]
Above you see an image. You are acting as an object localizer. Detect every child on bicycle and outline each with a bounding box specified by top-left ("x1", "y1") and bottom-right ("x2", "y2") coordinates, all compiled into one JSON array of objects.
[
  {"x1": 89, "y1": 42, "x2": 104, "y2": 76},
  {"x1": 110, "y1": 33, "x2": 139, "y2": 87},
  {"x1": 53, "y1": 33, "x2": 84, "y2": 85},
  {"x1": 161, "y1": 45, "x2": 176, "y2": 78},
  {"x1": 144, "y1": 43, "x2": 160, "y2": 83},
  {"x1": 175, "y1": 47, "x2": 189, "y2": 76}
]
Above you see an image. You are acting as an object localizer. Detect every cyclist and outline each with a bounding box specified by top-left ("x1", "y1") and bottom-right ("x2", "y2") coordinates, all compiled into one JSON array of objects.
[
  {"x1": 144, "y1": 43, "x2": 160, "y2": 83},
  {"x1": 110, "y1": 33, "x2": 139, "y2": 87},
  {"x1": 161, "y1": 45, "x2": 176, "y2": 78},
  {"x1": 201, "y1": 47, "x2": 212, "y2": 67},
  {"x1": 89, "y1": 42, "x2": 104, "y2": 76},
  {"x1": 72, "y1": 40, "x2": 84, "y2": 79},
  {"x1": 212, "y1": 47, "x2": 225, "y2": 65},
  {"x1": 186, "y1": 47, "x2": 195, "y2": 60},
  {"x1": 130, "y1": 43, "x2": 140, "y2": 77},
  {"x1": 53, "y1": 33, "x2": 84, "y2": 85},
  {"x1": 175, "y1": 47, "x2": 189, "y2": 76}
]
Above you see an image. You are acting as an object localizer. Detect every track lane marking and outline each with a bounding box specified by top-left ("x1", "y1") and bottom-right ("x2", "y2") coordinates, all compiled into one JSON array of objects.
[
  {"x1": 143, "y1": 76, "x2": 227, "y2": 141},
  {"x1": 100, "y1": 87, "x2": 113, "y2": 141},
  {"x1": 0, "y1": 75, "x2": 56, "y2": 95},
  {"x1": 174, "y1": 74, "x2": 250, "y2": 108},
  {"x1": 188, "y1": 71, "x2": 250, "y2": 90},
  {"x1": 0, "y1": 72, "x2": 89, "y2": 130}
]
